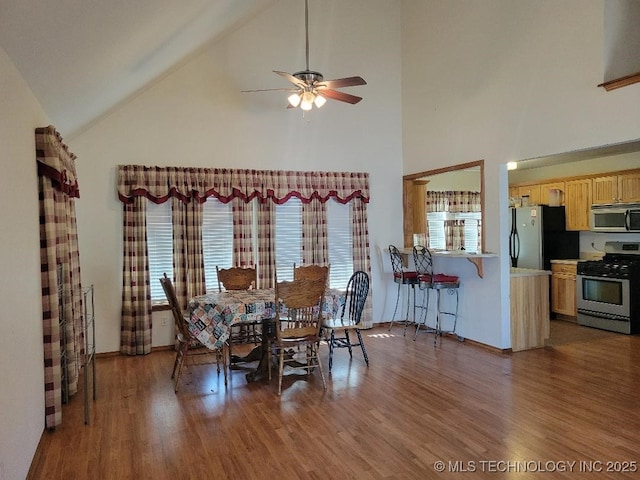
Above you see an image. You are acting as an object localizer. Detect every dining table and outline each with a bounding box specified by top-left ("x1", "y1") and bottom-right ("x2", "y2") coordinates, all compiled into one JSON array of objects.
[{"x1": 187, "y1": 287, "x2": 343, "y2": 382}]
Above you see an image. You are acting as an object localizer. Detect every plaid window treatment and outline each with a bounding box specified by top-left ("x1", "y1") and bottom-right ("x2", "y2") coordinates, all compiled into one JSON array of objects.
[
  {"x1": 425, "y1": 190, "x2": 481, "y2": 251},
  {"x1": 36, "y1": 126, "x2": 83, "y2": 428},
  {"x1": 425, "y1": 191, "x2": 481, "y2": 213},
  {"x1": 116, "y1": 166, "x2": 371, "y2": 353}
]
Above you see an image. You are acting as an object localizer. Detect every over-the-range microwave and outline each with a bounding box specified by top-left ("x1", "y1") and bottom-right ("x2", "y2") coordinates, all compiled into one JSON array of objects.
[{"x1": 590, "y1": 203, "x2": 640, "y2": 232}]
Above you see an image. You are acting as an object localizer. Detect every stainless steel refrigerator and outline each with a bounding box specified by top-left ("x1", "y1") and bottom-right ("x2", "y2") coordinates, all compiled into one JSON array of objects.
[{"x1": 508, "y1": 206, "x2": 579, "y2": 270}]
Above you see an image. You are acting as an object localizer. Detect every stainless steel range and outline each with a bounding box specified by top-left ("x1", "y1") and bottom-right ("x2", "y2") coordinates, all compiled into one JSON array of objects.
[{"x1": 576, "y1": 241, "x2": 640, "y2": 334}]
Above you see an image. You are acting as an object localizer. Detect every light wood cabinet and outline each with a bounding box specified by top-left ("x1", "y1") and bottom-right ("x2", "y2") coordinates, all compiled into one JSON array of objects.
[
  {"x1": 564, "y1": 179, "x2": 591, "y2": 231},
  {"x1": 592, "y1": 172, "x2": 640, "y2": 204},
  {"x1": 510, "y1": 272, "x2": 550, "y2": 351},
  {"x1": 518, "y1": 185, "x2": 541, "y2": 205},
  {"x1": 619, "y1": 172, "x2": 640, "y2": 202},
  {"x1": 592, "y1": 175, "x2": 618, "y2": 204},
  {"x1": 551, "y1": 262, "x2": 577, "y2": 319},
  {"x1": 510, "y1": 168, "x2": 640, "y2": 231},
  {"x1": 538, "y1": 181, "x2": 565, "y2": 206}
]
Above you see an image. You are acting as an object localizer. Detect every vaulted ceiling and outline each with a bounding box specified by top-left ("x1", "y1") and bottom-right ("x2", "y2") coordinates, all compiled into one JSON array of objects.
[{"x1": 0, "y1": 0, "x2": 277, "y2": 135}]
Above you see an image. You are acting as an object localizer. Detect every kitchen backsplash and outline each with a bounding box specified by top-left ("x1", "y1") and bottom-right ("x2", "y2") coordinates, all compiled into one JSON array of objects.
[{"x1": 580, "y1": 230, "x2": 640, "y2": 258}]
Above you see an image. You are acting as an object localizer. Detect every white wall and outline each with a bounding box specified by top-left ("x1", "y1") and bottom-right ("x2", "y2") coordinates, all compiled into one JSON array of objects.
[
  {"x1": 71, "y1": 0, "x2": 403, "y2": 352},
  {"x1": 401, "y1": 0, "x2": 640, "y2": 348},
  {"x1": 0, "y1": 47, "x2": 50, "y2": 480},
  {"x1": 423, "y1": 169, "x2": 481, "y2": 191}
]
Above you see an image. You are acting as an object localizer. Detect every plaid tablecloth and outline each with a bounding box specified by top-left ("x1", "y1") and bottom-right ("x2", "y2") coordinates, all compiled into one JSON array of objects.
[{"x1": 187, "y1": 288, "x2": 343, "y2": 350}]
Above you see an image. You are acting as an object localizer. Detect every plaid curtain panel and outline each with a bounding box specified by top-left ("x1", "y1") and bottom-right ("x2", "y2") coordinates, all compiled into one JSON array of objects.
[
  {"x1": 121, "y1": 197, "x2": 152, "y2": 355},
  {"x1": 256, "y1": 201, "x2": 275, "y2": 289},
  {"x1": 171, "y1": 198, "x2": 206, "y2": 309},
  {"x1": 36, "y1": 126, "x2": 83, "y2": 428},
  {"x1": 232, "y1": 197, "x2": 254, "y2": 267},
  {"x1": 302, "y1": 198, "x2": 328, "y2": 265},
  {"x1": 444, "y1": 219, "x2": 465, "y2": 250},
  {"x1": 351, "y1": 199, "x2": 372, "y2": 328}
]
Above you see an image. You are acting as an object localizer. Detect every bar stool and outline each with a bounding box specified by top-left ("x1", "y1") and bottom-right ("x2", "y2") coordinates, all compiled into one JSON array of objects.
[
  {"x1": 412, "y1": 245, "x2": 460, "y2": 345},
  {"x1": 387, "y1": 244, "x2": 419, "y2": 335}
]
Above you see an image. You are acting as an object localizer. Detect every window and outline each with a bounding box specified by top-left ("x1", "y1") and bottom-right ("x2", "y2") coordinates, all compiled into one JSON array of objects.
[
  {"x1": 275, "y1": 199, "x2": 302, "y2": 281},
  {"x1": 147, "y1": 196, "x2": 358, "y2": 302},
  {"x1": 427, "y1": 211, "x2": 481, "y2": 251},
  {"x1": 202, "y1": 198, "x2": 233, "y2": 291},
  {"x1": 147, "y1": 202, "x2": 173, "y2": 303},
  {"x1": 327, "y1": 200, "x2": 353, "y2": 289}
]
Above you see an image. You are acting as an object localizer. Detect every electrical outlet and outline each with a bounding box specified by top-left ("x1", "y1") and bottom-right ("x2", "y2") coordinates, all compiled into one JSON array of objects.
[{"x1": 161, "y1": 316, "x2": 169, "y2": 327}]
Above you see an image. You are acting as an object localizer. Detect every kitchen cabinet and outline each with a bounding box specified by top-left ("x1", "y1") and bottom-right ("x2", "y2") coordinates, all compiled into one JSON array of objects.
[
  {"x1": 564, "y1": 179, "x2": 591, "y2": 231},
  {"x1": 551, "y1": 261, "x2": 577, "y2": 319},
  {"x1": 510, "y1": 269, "x2": 550, "y2": 351},
  {"x1": 592, "y1": 175, "x2": 618, "y2": 204},
  {"x1": 517, "y1": 185, "x2": 541, "y2": 205},
  {"x1": 592, "y1": 172, "x2": 640, "y2": 204},
  {"x1": 619, "y1": 172, "x2": 640, "y2": 202},
  {"x1": 538, "y1": 181, "x2": 565, "y2": 206}
]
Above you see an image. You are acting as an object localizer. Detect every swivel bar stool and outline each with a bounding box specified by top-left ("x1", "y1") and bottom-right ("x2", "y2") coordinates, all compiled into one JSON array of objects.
[
  {"x1": 412, "y1": 245, "x2": 460, "y2": 345},
  {"x1": 387, "y1": 244, "x2": 419, "y2": 335}
]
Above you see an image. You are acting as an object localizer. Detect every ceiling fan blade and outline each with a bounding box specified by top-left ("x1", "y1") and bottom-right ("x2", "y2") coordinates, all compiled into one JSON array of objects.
[
  {"x1": 273, "y1": 71, "x2": 306, "y2": 87},
  {"x1": 319, "y1": 88, "x2": 363, "y2": 105},
  {"x1": 318, "y1": 76, "x2": 367, "y2": 89}
]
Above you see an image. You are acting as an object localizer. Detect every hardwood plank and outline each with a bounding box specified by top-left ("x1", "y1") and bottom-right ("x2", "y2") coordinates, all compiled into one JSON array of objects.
[{"x1": 28, "y1": 325, "x2": 640, "y2": 479}]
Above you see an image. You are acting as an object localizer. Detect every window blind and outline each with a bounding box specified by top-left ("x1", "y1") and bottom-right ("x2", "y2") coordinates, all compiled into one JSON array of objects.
[
  {"x1": 147, "y1": 201, "x2": 174, "y2": 303},
  {"x1": 327, "y1": 199, "x2": 353, "y2": 289},
  {"x1": 275, "y1": 199, "x2": 302, "y2": 281},
  {"x1": 202, "y1": 198, "x2": 233, "y2": 291}
]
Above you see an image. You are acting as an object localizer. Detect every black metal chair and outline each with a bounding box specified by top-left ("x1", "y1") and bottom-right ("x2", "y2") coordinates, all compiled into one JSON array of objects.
[
  {"x1": 387, "y1": 245, "x2": 419, "y2": 334},
  {"x1": 412, "y1": 245, "x2": 460, "y2": 345},
  {"x1": 322, "y1": 271, "x2": 370, "y2": 372}
]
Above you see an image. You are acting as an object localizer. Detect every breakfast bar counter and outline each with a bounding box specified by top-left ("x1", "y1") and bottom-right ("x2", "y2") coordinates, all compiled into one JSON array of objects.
[{"x1": 397, "y1": 248, "x2": 498, "y2": 278}]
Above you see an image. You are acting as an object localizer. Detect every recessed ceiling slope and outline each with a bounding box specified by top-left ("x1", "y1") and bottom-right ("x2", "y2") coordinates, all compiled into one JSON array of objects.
[{"x1": 0, "y1": 0, "x2": 276, "y2": 136}]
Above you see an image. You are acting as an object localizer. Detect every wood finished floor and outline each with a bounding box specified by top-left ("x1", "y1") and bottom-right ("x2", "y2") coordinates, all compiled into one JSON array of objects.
[{"x1": 29, "y1": 323, "x2": 640, "y2": 479}]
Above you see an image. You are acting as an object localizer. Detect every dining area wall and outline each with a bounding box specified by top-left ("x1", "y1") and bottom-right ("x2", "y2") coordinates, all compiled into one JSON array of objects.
[{"x1": 70, "y1": 0, "x2": 404, "y2": 354}]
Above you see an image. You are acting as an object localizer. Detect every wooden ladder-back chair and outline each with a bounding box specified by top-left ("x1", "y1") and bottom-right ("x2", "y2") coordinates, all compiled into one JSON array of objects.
[
  {"x1": 216, "y1": 266, "x2": 256, "y2": 292},
  {"x1": 216, "y1": 266, "x2": 259, "y2": 359},
  {"x1": 293, "y1": 263, "x2": 330, "y2": 285},
  {"x1": 322, "y1": 271, "x2": 370, "y2": 372},
  {"x1": 269, "y1": 277, "x2": 328, "y2": 395},
  {"x1": 291, "y1": 263, "x2": 329, "y2": 328},
  {"x1": 160, "y1": 273, "x2": 228, "y2": 392}
]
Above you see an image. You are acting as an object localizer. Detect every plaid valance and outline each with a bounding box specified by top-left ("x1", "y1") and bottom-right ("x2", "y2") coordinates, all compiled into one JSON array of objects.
[
  {"x1": 116, "y1": 165, "x2": 369, "y2": 205},
  {"x1": 426, "y1": 191, "x2": 480, "y2": 213},
  {"x1": 36, "y1": 126, "x2": 80, "y2": 198}
]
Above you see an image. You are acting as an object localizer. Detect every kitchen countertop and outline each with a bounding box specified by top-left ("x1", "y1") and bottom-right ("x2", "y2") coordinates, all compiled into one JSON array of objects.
[
  {"x1": 550, "y1": 259, "x2": 580, "y2": 265},
  {"x1": 510, "y1": 267, "x2": 551, "y2": 277}
]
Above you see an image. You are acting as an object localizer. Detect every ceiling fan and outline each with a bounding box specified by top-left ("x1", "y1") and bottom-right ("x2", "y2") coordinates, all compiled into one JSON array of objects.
[{"x1": 242, "y1": 0, "x2": 366, "y2": 111}]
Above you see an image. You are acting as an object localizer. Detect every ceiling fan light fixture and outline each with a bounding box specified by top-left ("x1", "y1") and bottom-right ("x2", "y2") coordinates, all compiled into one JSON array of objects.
[
  {"x1": 313, "y1": 93, "x2": 326, "y2": 108},
  {"x1": 300, "y1": 91, "x2": 315, "y2": 110},
  {"x1": 288, "y1": 93, "x2": 301, "y2": 107},
  {"x1": 242, "y1": 0, "x2": 366, "y2": 110}
]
